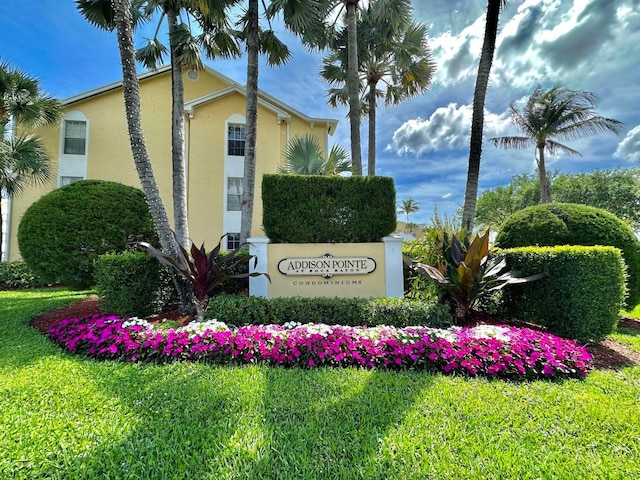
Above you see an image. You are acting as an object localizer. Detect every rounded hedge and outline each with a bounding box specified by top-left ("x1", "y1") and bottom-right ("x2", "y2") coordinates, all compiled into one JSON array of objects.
[
  {"x1": 18, "y1": 180, "x2": 157, "y2": 288},
  {"x1": 496, "y1": 203, "x2": 640, "y2": 307}
]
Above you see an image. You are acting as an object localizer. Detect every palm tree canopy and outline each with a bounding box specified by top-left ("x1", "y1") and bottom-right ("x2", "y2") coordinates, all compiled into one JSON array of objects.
[
  {"x1": 398, "y1": 198, "x2": 419, "y2": 216},
  {"x1": 490, "y1": 85, "x2": 624, "y2": 156},
  {"x1": 0, "y1": 135, "x2": 53, "y2": 195},
  {"x1": 0, "y1": 61, "x2": 62, "y2": 132},
  {"x1": 321, "y1": 0, "x2": 435, "y2": 113},
  {"x1": 279, "y1": 134, "x2": 351, "y2": 175}
]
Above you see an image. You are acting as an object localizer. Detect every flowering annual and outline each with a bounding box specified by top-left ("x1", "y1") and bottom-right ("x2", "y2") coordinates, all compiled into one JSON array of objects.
[{"x1": 48, "y1": 314, "x2": 593, "y2": 380}]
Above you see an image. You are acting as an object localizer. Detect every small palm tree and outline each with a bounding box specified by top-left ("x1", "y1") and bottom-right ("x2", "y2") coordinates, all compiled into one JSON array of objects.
[
  {"x1": 490, "y1": 85, "x2": 624, "y2": 203},
  {"x1": 279, "y1": 134, "x2": 351, "y2": 176},
  {"x1": 398, "y1": 198, "x2": 419, "y2": 232},
  {"x1": 1, "y1": 61, "x2": 62, "y2": 261}
]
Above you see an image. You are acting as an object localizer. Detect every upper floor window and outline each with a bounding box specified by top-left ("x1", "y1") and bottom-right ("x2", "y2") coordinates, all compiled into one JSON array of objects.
[
  {"x1": 227, "y1": 177, "x2": 243, "y2": 211},
  {"x1": 63, "y1": 120, "x2": 87, "y2": 155},
  {"x1": 227, "y1": 124, "x2": 246, "y2": 156}
]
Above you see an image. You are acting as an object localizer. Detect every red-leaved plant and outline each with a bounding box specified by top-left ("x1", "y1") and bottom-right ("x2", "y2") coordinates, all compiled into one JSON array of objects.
[{"x1": 135, "y1": 233, "x2": 269, "y2": 320}]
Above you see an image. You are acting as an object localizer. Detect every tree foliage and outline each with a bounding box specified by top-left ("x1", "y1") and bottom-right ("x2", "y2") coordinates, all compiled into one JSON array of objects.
[{"x1": 476, "y1": 169, "x2": 640, "y2": 230}]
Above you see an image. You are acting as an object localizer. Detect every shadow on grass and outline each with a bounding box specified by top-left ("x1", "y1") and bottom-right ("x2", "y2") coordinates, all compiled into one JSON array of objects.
[{"x1": 37, "y1": 361, "x2": 434, "y2": 479}]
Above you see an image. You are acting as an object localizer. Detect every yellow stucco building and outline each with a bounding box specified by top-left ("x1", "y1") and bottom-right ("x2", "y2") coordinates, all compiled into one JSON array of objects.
[{"x1": 3, "y1": 66, "x2": 338, "y2": 261}]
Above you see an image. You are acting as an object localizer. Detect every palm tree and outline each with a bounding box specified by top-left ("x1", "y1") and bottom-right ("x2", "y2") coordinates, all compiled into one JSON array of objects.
[
  {"x1": 78, "y1": 0, "x2": 196, "y2": 310},
  {"x1": 271, "y1": 0, "x2": 364, "y2": 175},
  {"x1": 134, "y1": 0, "x2": 241, "y2": 249},
  {"x1": 0, "y1": 61, "x2": 62, "y2": 261},
  {"x1": 490, "y1": 85, "x2": 624, "y2": 203},
  {"x1": 461, "y1": 0, "x2": 508, "y2": 233},
  {"x1": 278, "y1": 134, "x2": 351, "y2": 175},
  {"x1": 321, "y1": 0, "x2": 435, "y2": 175},
  {"x1": 398, "y1": 197, "x2": 419, "y2": 231},
  {"x1": 238, "y1": 0, "x2": 289, "y2": 245}
]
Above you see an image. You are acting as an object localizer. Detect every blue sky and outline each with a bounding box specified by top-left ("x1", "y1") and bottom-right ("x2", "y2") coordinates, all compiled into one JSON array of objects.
[{"x1": 2, "y1": 0, "x2": 640, "y2": 225}]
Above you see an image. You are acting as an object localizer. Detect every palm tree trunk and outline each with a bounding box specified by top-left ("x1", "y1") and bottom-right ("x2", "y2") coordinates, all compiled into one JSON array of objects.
[
  {"x1": 367, "y1": 81, "x2": 376, "y2": 176},
  {"x1": 461, "y1": 0, "x2": 502, "y2": 233},
  {"x1": 240, "y1": 0, "x2": 259, "y2": 244},
  {"x1": 112, "y1": 0, "x2": 194, "y2": 312},
  {"x1": 537, "y1": 146, "x2": 551, "y2": 203},
  {"x1": 167, "y1": 7, "x2": 190, "y2": 249},
  {"x1": 346, "y1": 0, "x2": 362, "y2": 175}
]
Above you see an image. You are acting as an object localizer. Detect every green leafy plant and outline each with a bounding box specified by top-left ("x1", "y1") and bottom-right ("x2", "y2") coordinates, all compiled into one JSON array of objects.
[
  {"x1": 410, "y1": 230, "x2": 544, "y2": 326},
  {"x1": 136, "y1": 233, "x2": 269, "y2": 320}
]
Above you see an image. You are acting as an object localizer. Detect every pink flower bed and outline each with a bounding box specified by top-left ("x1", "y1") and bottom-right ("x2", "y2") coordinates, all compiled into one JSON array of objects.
[{"x1": 48, "y1": 315, "x2": 593, "y2": 380}]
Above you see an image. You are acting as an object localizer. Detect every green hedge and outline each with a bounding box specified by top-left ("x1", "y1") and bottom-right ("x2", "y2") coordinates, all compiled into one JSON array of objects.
[
  {"x1": 497, "y1": 203, "x2": 640, "y2": 308},
  {"x1": 0, "y1": 260, "x2": 49, "y2": 289},
  {"x1": 94, "y1": 251, "x2": 162, "y2": 317},
  {"x1": 18, "y1": 180, "x2": 157, "y2": 288},
  {"x1": 207, "y1": 295, "x2": 452, "y2": 328},
  {"x1": 501, "y1": 246, "x2": 626, "y2": 343},
  {"x1": 262, "y1": 174, "x2": 397, "y2": 243}
]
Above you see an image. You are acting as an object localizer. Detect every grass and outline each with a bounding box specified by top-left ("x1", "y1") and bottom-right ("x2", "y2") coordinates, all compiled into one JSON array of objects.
[{"x1": 2, "y1": 289, "x2": 640, "y2": 479}]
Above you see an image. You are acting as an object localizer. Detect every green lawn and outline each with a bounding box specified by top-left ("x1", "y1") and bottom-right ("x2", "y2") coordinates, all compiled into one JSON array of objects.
[{"x1": 2, "y1": 289, "x2": 640, "y2": 480}]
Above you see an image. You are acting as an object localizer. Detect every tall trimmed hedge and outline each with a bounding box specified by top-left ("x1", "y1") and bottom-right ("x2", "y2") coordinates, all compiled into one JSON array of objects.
[
  {"x1": 18, "y1": 180, "x2": 157, "y2": 288},
  {"x1": 497, "y1": 203, "x2": 640, "y2": 307},
  {"x1": 501, "y1": 246, "x2": 625, "y2": 343},
  {"x1": 262, "y1": 174, "x2": 396, "y2": 243}
]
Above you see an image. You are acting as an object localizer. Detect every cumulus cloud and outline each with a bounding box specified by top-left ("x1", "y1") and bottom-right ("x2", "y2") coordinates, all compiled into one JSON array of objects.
[
  {"x1": 614, "y1": 125, "x2": 640, "y2": 162},
  {"x1": 386, "y1": 103, "x2": 511, "y2": 156}
]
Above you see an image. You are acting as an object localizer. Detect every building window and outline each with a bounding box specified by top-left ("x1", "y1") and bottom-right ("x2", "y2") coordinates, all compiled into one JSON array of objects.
[
  {"x1": 227, "y1": 124, "x2": 246, "y2": 156},
  {"x1": 227, "y1": 177, "x2": 243, "y2": 211},
  {"x1": 63, "y1": 120, "x2": 87, "y2": 155},
  {"x1": 60, "y1": 176, "x2": 83, "y2": 186},
  {"x1": 227, "y1": 233, "x2": 241, "y2": 250}
]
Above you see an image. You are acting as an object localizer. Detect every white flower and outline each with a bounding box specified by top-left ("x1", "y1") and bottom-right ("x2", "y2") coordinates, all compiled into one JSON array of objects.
[
  {"x1": 178, "y1": 319, "x2": 230, "y2": 335},
  {"x1": 122, "y1": 317, "x2": 153, "y2": 329},
  {"x1": 466, "y1": 325, "x2": 510, "y2": 342}
]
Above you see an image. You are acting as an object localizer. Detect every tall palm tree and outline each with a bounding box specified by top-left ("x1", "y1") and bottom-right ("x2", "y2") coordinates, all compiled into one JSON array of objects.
[
  {"x1": 398, "y1": 197, "x2": 419, "y2": 230},
  {"x1": 133, "y1": 0, "x2": 241, "y2": 249},
  {"x1": 321, "y1": 0, "x2": 435, "y2": 175},
  {"x1": 490, "y1": 85, "x2": 624, "y2": 203},
  {"x1": 461, "y1": 0, "x2": 508, "y2": 233},
  {"x1": 77, "y1": 0, "x2": 196, "y2": 310},
  {"x1": 271, "y1": 0, "x2": 364, "y2": 175},
  {"x1": 0, "y1": 61, "x2": 62, "y2": 261},
  {"x1": 238, "y1": 1, "x2": 289, "y2": 244},
  {"x1": 278, "y1": 134, "x2": 351, "y2": 175}
]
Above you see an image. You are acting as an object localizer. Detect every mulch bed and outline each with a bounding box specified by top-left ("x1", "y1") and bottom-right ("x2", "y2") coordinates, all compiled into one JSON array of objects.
[{"x1": 30, "y1": 296, "x2": 640, "y2": 371}]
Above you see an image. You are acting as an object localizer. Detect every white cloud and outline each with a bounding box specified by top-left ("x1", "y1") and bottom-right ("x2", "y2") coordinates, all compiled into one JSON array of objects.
[
  {"x1": 615, "y1": 125, "x2": 640, "y2": 162},
  {"x1": 386, "y1": 103, "x2": 511, "y2": 156}
]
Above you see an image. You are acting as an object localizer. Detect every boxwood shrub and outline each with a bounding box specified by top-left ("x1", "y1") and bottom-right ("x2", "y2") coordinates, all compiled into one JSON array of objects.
[
  {"x1": 262, "y1": 174, "x2": 397, "y2": 243},
  {"x1": 207, "y1": 295, "x2": 452, "y2": 328},
  {"x1": 0, "y1": 260, "x2": 49, "y2": 289},
  {"x1": 497, "y1": 203, "x2": 640, "y2": 307},
  {"x1": 501, "y1": 245, "x2": 626, "y2": 343},
  {"x1": 94, "y1": 251, "x2": 161, "y2": 317},
  {"x1": 18, "y1": 180, "x2": 157, "y2": 288}
]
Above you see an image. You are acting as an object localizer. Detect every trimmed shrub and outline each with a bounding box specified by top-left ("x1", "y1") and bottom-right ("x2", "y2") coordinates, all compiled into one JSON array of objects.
[
  {"x1": 501, "y1": 246, "x2": 626, "y2": 343},
  {"x1": 262, "y1": 174, "x2": 397, "y2": 243},
  {"x1": 18, "y1": 180, "x2": 157, "y2": 288},
  {"x1": 496, "y1": 203, "x2": 640, "y2": 307},
  {"x1": 208, "y1": 295, "x2": 452, "y2": 328},
  {"x1": 0, "y1": 260, "x2": 49, "y2": 289},
  {"x1": 94, "y1": 251, "x2": 162, "y2": 317}
]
